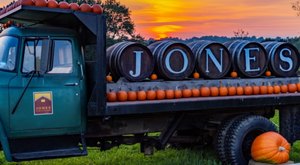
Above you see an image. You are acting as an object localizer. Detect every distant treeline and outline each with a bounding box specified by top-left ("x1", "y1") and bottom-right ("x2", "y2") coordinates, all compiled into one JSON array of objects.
[{"x1": 145, "y1": 36, "x2": 300, "y2": 50}]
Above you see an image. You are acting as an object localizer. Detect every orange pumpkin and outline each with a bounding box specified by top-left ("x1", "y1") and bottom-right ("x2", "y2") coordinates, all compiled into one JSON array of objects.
[
  {"x1": 47, "y1": 0, "x2": 58, "y2": 8},
  {"x1": 260, "y1": 85, "x2": 268, "y2": 95},
  {"x1": 21, "y1": 0, "x2": 34, "y2": 6},
  {"x1": 193, "y1": 72, "x2": 200, "y2": 79},
  {"x1": 34, "y1": 0, "x2": 47, "y2": 7},
  {"x1": 174, "y1": 89, "x2": 182, "y2": 99},
  {"x1": 253, "y1": 86, "x2": 260, "y2": 95},
  {"x1": 59, "y1": 1, "x2": 70, "y2": 9},
  {"x1": 191, "y1": 88, "x2": 200, "y2": 97},
  {"x1": 150, "y1": 73, "x2": 158, "y2": 80},
  {"x1": 70, "y1": 3, "x2": 80, "y2": 10},
  {"x1": 265, "y1": 70, "x2": 271, "y2": 77},
  {"x1": 127, "y1": 91, "x2": 137, "y2": 101},
  {"x1": 219, "y1": 86, "x2": 228, "y2": 96},
  {"x1": 210, "y1": 87, "x2": 219, "y2": 97},
  {"x1": 165, "y1": 89, "x2": 175, "y2": 99},
  {"x1": 106, "y1": 75, "x2": 113, "y2": 83},
  {"x1": 146, "y1": 90, "x2": 156, "y2": 100},
  {"x1": 288, "y1": 83, "x2": 297, "y2": 93},
  {"x1": 236, "y1": 86, "x2": 244, "y2": 95},
  {"x1": 267, "y1": 85, "x2": 274, "y2": 94},
  {"x1": 92, "y1": 4, "x2": 103, "y2": 14},
  {"x1": 230, "y1": 71, "x2": 238, "y2": 78},
  {"x1": 200, "y1": 86, "x2": 210, "y2": 97},
  {"x1": 273, "y1": 85, "x2": 281, "y2": 94},
  {"x1": 156, "y1": 89, "x2": 166, "y2": 100},
  {"x1": 107, "y1": 91, "x2": 117, "y2": 102},
  {"x1": 137, "y1": 90, "x2": 146, "y2": 101},
  {"x1": 251, "y1": 132, "x2": 290, "y2": 164},
  {"x1": 244, "y1": 86, "x2": 253, "y2": 95},
  {"x1": 117, "y1": 90, "x2": 127, "y2": 102},
  {"x1": 182, "y1": 89, "x2": 192, "y2": 98},
  {"x1": 80, "y1": 3, "x2": 92, "y2": 12},
  {"x1": 7, "y1": 20, "x2": 13, "y2": 26},
  {"x1": 280, "y1": 84, "x2": 288, "y2": 93},
  {"x1": 228, "y1": 86, "x2": 236, "y2": 96}
]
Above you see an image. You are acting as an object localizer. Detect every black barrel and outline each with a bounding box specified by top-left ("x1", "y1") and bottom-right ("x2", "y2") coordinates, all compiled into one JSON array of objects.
[
  {"x1": 262, "y1": 41, "x2": 300, "y2": 77},
  {"x1": 188, "y1": 40, "x2": 231, "y2": 79},
  {"x1": 148, "y1": 40, "x2": 195, "y2": 80},
  {"x1": 224, "y1": 40, "x2": 268, "y2": 77},
  {"x1": 106, "y1": 41, "x2": 154, "y2": 82}
]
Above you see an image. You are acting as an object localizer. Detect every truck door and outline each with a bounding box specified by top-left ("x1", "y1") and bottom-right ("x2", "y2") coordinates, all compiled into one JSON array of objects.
[{"x1": 9, "y1": 38, "x2": 84, "y2": 136}]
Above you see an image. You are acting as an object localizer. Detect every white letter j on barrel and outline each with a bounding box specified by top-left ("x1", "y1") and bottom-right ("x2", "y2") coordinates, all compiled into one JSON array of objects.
[{"x1": 129, "y1": 51, "x2": 143, "y2": 77}]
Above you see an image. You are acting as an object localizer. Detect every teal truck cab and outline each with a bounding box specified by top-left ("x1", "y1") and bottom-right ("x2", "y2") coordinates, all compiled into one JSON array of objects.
[{"x1": 0, "y1": 4, "x2": 300, "y2": 165}]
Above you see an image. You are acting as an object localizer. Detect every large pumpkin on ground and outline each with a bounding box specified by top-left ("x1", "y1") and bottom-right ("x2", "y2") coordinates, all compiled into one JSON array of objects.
[{"x1": 251, "y1": 131, "x2": 290, "y2": 164}]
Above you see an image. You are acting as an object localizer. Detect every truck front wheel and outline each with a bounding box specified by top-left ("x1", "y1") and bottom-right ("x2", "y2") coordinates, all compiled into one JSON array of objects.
[{"x1": 224, "y1": 115, "x2": 277, "y2": 165}]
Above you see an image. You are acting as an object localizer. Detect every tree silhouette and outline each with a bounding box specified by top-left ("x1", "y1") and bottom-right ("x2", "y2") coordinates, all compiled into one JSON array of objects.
[
  {"x1": 103, "y1": 0, "x2": 144, "y2": 46},
  {"x1": 233, "y1": 29, "x2": 249, "y2": 39},
  {"x1": 0, "y1": 0, "x2": 144, "y2": 46},
  {"x1": 292, "y1": 1, "x2": 300, "y2": 16}
]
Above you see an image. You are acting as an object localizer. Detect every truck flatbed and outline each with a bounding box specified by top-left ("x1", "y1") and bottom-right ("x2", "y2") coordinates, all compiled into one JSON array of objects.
[
  {"x1": 105, "y1": 93, "x2": 299, "y2": 115},
  {"x1": 89, "y1": 77, "x2": 300, "y2": 115}
]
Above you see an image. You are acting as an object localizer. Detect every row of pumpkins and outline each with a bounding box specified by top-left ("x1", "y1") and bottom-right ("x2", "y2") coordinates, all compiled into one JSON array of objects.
[
  {"x1": 0, "y1": 0, "x2": 103, "y2": 15},
  {"x1": 106, "y1": 82, "x2": 300, "y2": 102}
]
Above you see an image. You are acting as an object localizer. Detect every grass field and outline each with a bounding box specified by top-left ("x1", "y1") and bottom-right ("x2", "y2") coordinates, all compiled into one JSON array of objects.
[{"x1": 0, "y1": 112, "x2": 298, "y2": 165}]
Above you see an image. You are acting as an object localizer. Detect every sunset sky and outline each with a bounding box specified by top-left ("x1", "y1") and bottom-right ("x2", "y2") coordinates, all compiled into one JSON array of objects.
[{"x1": 1, "y1": 0, "x2": 300, "y2": 39}]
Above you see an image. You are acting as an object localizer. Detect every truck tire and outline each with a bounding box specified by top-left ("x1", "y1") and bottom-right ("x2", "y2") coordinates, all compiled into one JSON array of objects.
[
  {"x1": 225, "y1": 115, "x2": 277, "y2": 165},
  {"x1": 214, "y1": 115, "x2": 244, "y2": 163}
]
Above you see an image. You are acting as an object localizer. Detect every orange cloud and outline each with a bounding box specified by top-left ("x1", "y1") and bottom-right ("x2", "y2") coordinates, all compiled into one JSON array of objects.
[
  {"x1": 122, "y1": 0, "x2": 300, "y2": 39},
  {"x1": 151, "y1": 25, "x2": 182, "y2": 39}
]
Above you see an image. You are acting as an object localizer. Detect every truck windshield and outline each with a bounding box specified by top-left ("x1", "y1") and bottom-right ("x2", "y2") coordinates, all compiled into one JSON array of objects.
[{"x1": 0, "y1": 36, "x2": 18, "y2": 71}]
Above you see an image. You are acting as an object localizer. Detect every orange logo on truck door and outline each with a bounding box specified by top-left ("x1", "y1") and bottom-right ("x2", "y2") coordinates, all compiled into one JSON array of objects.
[{"x1": 33, "y1": 92, "x2": 53, "y2": 115}]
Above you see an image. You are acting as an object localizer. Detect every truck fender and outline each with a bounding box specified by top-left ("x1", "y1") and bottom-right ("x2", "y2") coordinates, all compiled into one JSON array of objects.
[{"x1": 0, "y1": 119, "x2": 12, "y2": 161}]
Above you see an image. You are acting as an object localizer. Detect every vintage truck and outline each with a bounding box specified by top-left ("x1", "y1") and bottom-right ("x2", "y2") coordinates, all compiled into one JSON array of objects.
[{"x1": 0, "y1": 3, "x2": 299, "y2": 165}]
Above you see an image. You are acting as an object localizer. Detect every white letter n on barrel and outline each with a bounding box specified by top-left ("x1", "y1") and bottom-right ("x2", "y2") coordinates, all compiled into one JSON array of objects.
[{"x1": 205, "y1": 48, "x2": 223, "y2": 73}]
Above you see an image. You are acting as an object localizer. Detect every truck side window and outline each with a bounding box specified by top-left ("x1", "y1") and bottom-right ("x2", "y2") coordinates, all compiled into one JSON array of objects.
[
  {"x1": 22, "y1": 39, "x2": 48, "y2": 73},
  {"x1": 48, "y1": 40, "x2": 73, "y2": 74},
  {"x1": 0, "y1": 36, "x2": 18, "y2": 71}
]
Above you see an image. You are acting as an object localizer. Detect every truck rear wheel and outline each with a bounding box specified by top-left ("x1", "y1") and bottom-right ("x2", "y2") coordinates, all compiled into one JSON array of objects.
[
  {"x1": 214, "y1": 115, "x2": 244, "y2": 163},
  {"x1": 225, "y1": 115, "x2": 277, "y2": 165}
]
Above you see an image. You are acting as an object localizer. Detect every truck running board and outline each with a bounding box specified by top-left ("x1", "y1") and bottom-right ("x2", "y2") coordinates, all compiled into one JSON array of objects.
[{"x1": 9, "y1": 134, "x2": 87, "y2": 161}]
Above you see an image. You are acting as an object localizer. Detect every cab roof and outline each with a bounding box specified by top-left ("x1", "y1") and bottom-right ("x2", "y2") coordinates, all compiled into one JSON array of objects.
[
  {"x1": 0, "y1": 26, "x2": 78, "y2": 38},
  {"x1": 0, "y1": 5, "x2": 105, "y2": 44}
]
